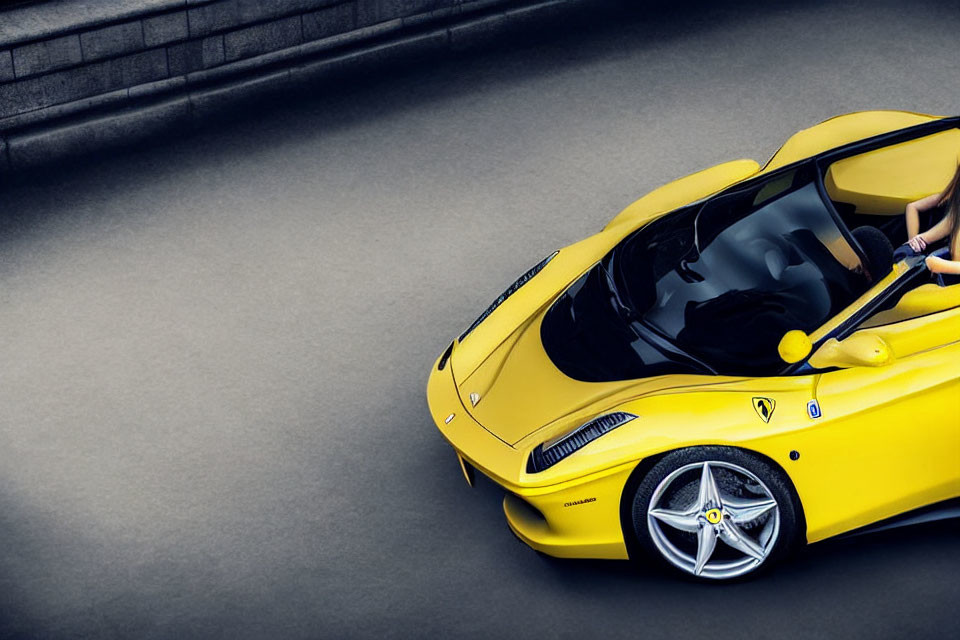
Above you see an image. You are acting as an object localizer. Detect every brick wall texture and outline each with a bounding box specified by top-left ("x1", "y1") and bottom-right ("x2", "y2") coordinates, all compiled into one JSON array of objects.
[{"x1": 0, "y1": 0, "x2": 521, "y2": 124}]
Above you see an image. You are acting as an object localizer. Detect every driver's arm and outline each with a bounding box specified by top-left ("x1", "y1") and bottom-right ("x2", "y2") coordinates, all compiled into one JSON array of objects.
[
  {"x1": 905, "y1": 192, "x2": 948, "y2": 240},
  {"x1": 925, "y1": 254, "x2": 960, "y2": 275}
]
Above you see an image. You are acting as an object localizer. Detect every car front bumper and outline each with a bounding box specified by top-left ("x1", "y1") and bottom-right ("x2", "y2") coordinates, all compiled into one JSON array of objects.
[{"x1": 427, "y1": 350, "x2": 632, "y2": 560}]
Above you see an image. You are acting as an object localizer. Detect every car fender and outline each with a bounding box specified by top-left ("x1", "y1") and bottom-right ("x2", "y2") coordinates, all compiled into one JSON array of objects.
[
  {"x1": 604, "y1": 158, "x2": 760, "y2": 232},
  {"x1": 515, "y1": 378, "x2": 814, "y2": 484}
]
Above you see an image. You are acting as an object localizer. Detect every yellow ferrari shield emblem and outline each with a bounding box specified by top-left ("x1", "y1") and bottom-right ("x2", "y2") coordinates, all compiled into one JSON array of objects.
[
  {"x1": 752, "y1": 397, "x2": 775, "y2": 423},
  {"x1": 705, "y1": 508, "x2": 723, "y2": 524}
]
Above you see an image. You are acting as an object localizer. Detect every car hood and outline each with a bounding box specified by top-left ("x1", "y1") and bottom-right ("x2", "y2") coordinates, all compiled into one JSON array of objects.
[{"x1": 454, "y1": 308, "x2": 634, "y2": 446}]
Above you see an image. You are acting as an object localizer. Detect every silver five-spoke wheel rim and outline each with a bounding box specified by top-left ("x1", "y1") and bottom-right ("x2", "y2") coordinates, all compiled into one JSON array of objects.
[{"x1": 647, "y1": 461, "x2": 780, "y2": 579}]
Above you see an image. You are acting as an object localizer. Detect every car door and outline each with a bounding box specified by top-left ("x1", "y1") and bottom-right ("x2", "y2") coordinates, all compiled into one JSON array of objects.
[{"x1": 803, "y1": 301, "x2": 960, "y2": 541}]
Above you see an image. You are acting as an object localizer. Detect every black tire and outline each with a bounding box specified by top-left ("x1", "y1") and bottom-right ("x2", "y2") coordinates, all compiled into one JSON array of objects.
[{"x1": 628, "y1": 446, "x2": 803, "y2": 581}]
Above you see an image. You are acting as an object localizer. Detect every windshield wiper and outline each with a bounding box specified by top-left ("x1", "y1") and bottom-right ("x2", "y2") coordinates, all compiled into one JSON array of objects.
[
  {"x1": 599, "y1": 264, "x2": 717, "y2": 376},
  {"x1": 630, "y1": 318, "x2": 717, "y2": 376}
]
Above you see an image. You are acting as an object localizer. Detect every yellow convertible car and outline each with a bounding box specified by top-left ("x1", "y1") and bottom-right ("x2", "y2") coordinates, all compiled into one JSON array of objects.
[{"x1": 427, "y1": 110, "x2": 960, "y2": 580}]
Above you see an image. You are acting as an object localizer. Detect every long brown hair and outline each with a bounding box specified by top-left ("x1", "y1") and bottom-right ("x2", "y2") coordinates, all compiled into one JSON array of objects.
[{"x1": 940, "y1": 162, "x2": 960, "y2": 258}]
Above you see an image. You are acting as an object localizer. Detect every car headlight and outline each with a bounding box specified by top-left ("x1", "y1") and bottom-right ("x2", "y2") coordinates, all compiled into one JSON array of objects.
[
  {"x1": 458, "y1": 251, "x2": 558, "y2": 343},
  {"x1": 526, "y1": 411, "x2": 637, "y2": 473}
]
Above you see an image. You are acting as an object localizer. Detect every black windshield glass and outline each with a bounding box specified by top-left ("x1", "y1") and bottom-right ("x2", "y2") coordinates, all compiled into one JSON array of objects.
[
  {"x1": 540, "y1": 261, "x2": 711, "y2": 383},
  {"x1": 542, "y1": 165, "x2": 870, "y2": 381}
]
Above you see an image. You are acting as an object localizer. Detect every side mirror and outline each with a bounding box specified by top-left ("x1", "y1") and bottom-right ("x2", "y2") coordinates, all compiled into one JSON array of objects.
[
  {"x1": 808, "y1": 333, "x2": 895, "y2": 369},
  {"x1": 778, "y1": 330, "x2": 812, "y2": 364}
]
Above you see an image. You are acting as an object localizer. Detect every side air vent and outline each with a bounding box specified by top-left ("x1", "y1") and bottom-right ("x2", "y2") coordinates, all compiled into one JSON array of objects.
[{"x1": 527, "y1": 412, "x2": 637, "y2": 473}]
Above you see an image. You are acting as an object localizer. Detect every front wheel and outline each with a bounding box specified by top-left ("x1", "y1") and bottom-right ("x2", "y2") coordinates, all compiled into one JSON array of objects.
[{"x1": 630, "y1": 446, "x2": 801, "y2": 581}]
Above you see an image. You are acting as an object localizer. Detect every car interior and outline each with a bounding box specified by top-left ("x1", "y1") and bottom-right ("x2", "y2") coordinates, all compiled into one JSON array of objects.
[{"x1": 821, "y1": 127, "x2": 960, "y2": 328}]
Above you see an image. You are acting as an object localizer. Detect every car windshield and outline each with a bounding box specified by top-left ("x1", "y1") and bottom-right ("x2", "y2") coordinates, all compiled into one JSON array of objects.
[{"x1": 541, "y1": 164, "x2": 871, "y2": 381}]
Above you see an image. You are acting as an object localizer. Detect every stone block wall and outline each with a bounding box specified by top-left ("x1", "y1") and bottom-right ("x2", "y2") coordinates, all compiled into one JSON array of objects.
[{"x1": 0, "y1": 0, "x2": 581, "y2": 172}]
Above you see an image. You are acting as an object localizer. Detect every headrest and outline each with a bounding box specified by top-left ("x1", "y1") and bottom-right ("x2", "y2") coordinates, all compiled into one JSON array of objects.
[{"x1": 852, "y1": 226, "x2": 894, "y2": 282}]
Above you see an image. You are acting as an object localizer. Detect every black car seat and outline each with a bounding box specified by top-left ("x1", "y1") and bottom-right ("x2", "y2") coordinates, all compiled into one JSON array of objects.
[{"x1": 851, "y1": 226, "x2": 894, "y2": 283}]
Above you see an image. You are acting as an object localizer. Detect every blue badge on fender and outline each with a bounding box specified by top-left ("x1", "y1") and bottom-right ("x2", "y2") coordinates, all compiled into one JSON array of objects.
[{"x1": 807, "y1": 400, "x2": 822, "y2": 419}]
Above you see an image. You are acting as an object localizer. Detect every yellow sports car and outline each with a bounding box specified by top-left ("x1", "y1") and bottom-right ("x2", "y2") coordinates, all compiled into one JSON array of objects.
[{"x1": 427, "y1": 110, "x2": 960, "y2": 580}]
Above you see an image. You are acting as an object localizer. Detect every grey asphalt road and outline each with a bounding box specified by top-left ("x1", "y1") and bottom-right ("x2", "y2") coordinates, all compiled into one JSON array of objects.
[{"x1": 1, "y1": 1, "x2": 958, "y2": 638}]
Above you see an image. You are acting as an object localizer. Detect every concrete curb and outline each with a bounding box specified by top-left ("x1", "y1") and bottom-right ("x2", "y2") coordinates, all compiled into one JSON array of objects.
[{"x1": 0, "y1": 0, "x2": 585, "y2": 174}]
